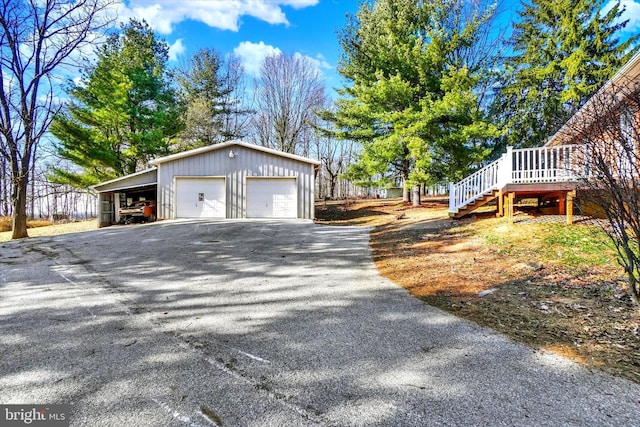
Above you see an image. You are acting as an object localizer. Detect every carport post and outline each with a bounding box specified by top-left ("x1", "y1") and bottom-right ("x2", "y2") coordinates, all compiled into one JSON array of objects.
[{"x1": 96, "y1": 193, "x2": 103, "y2": 227}]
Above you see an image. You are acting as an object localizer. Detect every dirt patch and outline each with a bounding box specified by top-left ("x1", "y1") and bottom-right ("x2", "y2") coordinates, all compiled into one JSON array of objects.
[{"x1": 316, "y1": 198, "x2": 640, "y2": 384}]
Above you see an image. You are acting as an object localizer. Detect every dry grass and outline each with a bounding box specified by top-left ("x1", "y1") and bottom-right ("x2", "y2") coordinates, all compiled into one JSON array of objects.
[
  {"x1": 316, "y1": 198, "x2": 640, "y2": 384},
  {"x1": 0, "y1": 217, "x2": 97, "y2": 242}
]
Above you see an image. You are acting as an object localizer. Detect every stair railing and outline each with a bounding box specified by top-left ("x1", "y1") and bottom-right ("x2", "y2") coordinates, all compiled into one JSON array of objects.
[{"x1": 449, "y1": 152, "x2": 508, "y2": 214}]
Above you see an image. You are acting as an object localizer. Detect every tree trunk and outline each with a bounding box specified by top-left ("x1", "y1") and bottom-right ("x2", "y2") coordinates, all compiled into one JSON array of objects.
[
  {"x1": 402, "y1": 173, "x2": 410, "y2": 202},
  {"x1": 628, "y1": 272, "x2": 640, "y2": 308},
  {"x1": 0, "y1": 161, "x2": 6, "y2": 216},
  {"x1": 29, "y1": 146, "x2": 37, "y2": 220},
  {"x1": 11, "y1": 176, "x2": 29, "y2": 239},
  {"x1": 413, "y1": 185, "x2": 421, "y2": 207},
  {"x1": 30, "y1": 164, "x2": 35, "y2": 220}
]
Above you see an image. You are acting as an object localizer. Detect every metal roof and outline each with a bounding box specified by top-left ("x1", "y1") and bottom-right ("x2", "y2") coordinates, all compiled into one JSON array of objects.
[
  {"x1": 149, "y1": 140, "x2": 321, "y2": 166},
  {"x1": 91, "y1": 167, "x2": 157, "y2": 192}
]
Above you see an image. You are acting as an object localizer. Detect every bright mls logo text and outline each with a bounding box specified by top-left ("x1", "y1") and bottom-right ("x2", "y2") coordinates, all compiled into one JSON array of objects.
[{"x1": 1, "y1": 405, "x2": 69, "y2": 426}]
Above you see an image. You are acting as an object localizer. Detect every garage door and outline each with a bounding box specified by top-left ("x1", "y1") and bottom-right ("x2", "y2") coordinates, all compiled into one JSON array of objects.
[
  {"x1": 246, "y1": 178, "x2": 297, "y2": 218},
  {"x1": 176, "y1": 177, "x2": 226, "y2": 218}
]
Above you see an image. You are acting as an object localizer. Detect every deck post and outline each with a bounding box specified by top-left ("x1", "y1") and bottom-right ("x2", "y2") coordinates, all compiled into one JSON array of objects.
[
  {"x1": 559, "y1": 193, "x2": 566, "y2": 215},
  {"x1": 497, "y1": 146, "x2": 513, "y2": 188},
  {"x1": 448, "y1": 182, "x2": 455, "y2": 214},
  {"x1": 507, "y1": 192, "x2": 514, "y2": 224},
  {"x1": 566, "y1": 190, "x2": 575, "y2": 225},
  {"x1": 497, "y1": 189, "x2": 503, "y2": 217},
  {"x1": 503, "y1": 193, "x2": 508, "y2": 218}
]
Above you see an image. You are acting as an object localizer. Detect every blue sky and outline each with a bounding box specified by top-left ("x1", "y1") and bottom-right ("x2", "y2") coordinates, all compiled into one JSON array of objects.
[
  {"x1": 106, "y1": 0, "x2": 640, "y2": 97},
  {"x1": 111, "y1": 0, "x2": 360, "y2": 94}
]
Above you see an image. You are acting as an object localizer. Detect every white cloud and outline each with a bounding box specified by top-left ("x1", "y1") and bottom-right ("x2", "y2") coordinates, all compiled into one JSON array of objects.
[
  {"x1": 73, "y1": 76, "x2": 85, "y2": 88},
  {"x1": 233, "y1": 41, "x2": 282, "y2": 77},
  {"x1": 605, "y1": 0, "x2": 640, "y2": 32},
  {"x1": 293, "y1": 52, "x2": 333, "y2": 79},
  {"x1": 313, "y1": 53, "x2": 333, "y2": 71},
  {"x1": 114, "y1": 0, "x2": 319, "y2": 34},
  {"x1": 168, "y1": 38, "x2": 185, "y2": 62},
  {"x1": 233, "y1": 42, "x2": 333, "y2": 79},
  {"x1": 620, "y1": 0, "x2": 640, "y2": 31}
]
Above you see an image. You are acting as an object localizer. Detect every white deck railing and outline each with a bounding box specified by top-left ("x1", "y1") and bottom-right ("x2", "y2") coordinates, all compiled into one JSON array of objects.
[
  {"x1": 449, "y1": 144, "x2": 587, "y2": 214},
  {"x1": 511, "y1": 145, "x2": 585, "y2": 184}
]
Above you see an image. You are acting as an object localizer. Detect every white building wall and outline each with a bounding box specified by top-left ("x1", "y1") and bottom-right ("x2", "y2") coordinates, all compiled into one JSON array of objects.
[{"x1": 156, "y1": 144, "x2": 316, "y2": 219}]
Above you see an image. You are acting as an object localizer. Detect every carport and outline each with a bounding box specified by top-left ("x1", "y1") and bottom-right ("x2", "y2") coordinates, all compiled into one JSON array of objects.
[{"x1": 91, "y1": 168, "x2": 157, "y2": 227}]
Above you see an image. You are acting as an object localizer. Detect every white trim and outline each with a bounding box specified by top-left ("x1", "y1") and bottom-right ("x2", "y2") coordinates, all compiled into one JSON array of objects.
[
  {"x1": 149, "y1": 140, "x2": 320, "y2": 166},
  {"x1": 93, "y1": 182, "x2": 157, "y2": 193}
]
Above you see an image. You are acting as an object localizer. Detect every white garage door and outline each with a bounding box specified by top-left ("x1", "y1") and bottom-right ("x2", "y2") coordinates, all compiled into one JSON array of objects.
[
  {"x1": 246, "y1": 178, "x2": 297, "y2": 218},
  {"x1": 176, "y1": 177, "x2": 226, "y2": 218}
]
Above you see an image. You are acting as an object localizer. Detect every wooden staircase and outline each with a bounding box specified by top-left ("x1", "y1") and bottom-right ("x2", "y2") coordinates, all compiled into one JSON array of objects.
[
  {"x1": 449, "y1": 152, "x2": 507, "y2": 219},
  {"x1": 449, "y1": 189, "x2": 500, "y2": 219}
]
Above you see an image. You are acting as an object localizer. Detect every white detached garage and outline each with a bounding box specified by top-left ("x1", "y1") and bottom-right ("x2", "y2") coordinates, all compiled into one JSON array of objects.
[
  {"x1": 92, "y1": 140, "x2": 319, "y2": 225},
  {"x1": 150, "y1": 140, "x2": 318, "y2": 220}
]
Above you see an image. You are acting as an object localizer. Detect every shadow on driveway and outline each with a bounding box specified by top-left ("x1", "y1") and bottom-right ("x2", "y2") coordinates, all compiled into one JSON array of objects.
[{"x1": 1, "y1": 219, "x2": 639, "y2": 426}]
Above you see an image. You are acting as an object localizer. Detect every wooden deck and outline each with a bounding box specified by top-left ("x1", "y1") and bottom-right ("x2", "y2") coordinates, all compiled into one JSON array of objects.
[{"x1": 449, "y1": 145, "x2": 586, "y2": 223}]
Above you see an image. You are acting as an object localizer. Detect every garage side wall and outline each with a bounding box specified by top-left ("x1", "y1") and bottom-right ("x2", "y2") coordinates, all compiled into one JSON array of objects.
[{"x1": 157, "y1": 145, "x2": 315, "y2": 219}]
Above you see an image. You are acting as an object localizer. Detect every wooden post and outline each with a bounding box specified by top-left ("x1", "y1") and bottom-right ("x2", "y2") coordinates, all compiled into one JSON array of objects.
[
  {"x1": 507, "y1": 192, "x2": 514, "y2": 224},
  {"x1": 497, "y1": 189, "x2": 503, "y2": 217},
  {"x1": 558, "y1": 193, "x2": 566, "y2": 215},
  {"x1": 566, "y1": 190, "x2": 575, "y2": 225},
  {"x1": 503, "y1": 193, "x2": 509, "y2": 218}
]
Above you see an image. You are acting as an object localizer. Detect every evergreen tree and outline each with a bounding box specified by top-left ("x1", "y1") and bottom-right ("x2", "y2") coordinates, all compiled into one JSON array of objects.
[
  {"x1": 322, "y1": 0, "x2": 499, "y2": 200},
  {"x1": 175, "y1": 48, "x2": 250, "y2": 149},
  {"x1": 50, "y1": 19, "x2": 182, "y2": 187},
  {"x1": 498, "y1": 0, "x2": 638, "y2": 148}
]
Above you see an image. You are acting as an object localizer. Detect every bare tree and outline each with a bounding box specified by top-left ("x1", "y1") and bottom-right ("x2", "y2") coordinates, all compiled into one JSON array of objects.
[
  {"x1": 0, "y1": 0, "x2": 114, "y2": 239},
  {"x1": 250, "y1": 53, "x2": 326, "y2": 155},
  {"x1": 219, "y1": 56, "x2": 252, "y2": 141},
  {"x1": 310, "y1": 106, "x2": 358, "y2": 199},
  {"x1": 558, "y1": 77, "x2": 640, "y2": 307}
]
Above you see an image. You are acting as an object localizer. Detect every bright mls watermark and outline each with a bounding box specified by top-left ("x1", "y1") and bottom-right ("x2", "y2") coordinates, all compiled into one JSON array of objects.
[{"x1": 0, "y1": 405, "x2": 69, "y2": 426}]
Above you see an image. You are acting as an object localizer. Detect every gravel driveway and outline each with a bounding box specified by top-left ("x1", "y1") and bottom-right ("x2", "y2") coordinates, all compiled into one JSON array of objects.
[{"x1": 1, "y1": 219, "x2": 639, "y2": 426}]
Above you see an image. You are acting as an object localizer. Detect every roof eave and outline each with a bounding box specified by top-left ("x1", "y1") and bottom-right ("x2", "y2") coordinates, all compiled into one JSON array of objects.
[
  {"x1": 90, "y1": 167, "x2": 158, "y2": 191},
  {"x1": 149, "y1": 140, "x2": 321, "y2": 166}
]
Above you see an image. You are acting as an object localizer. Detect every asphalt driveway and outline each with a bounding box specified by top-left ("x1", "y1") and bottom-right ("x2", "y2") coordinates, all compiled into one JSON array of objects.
[{"x1": 1, "y1": 219, "x2": 639, "y2": 426}]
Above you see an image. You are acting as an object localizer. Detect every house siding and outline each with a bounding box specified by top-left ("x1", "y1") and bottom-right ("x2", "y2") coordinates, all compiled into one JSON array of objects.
[{"x1": 157, "y1": 144, "x2": 316, "y2": 219}]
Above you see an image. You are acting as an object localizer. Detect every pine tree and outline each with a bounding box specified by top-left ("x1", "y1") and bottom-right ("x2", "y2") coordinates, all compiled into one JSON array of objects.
[
  {"x1": 50, "y1": 19, "x2": 182, "y2": 187},
  {"x1": 175, "y1": 48, "x2": 249, "y2": 149},
  {"x1": 323, "y1": 0, "x2": 499, "y2": 201},
  {"x1": 498, "y1": 0, "x2": 638, "y2": 148}
]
